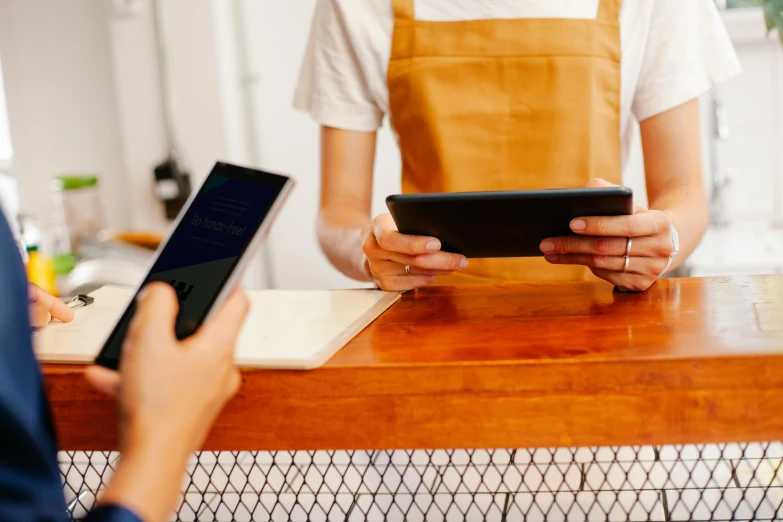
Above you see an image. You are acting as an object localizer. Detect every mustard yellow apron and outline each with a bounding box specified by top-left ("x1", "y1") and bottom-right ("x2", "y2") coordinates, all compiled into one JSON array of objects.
[{"x1": 387, "y1": 0, "x2": 623, "y2": 284}]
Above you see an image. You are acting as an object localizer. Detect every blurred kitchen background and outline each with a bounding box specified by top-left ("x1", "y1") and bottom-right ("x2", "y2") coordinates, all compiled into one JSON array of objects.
[{"x1": 0, "y1": 0, "x2": 780, "y2": 294}]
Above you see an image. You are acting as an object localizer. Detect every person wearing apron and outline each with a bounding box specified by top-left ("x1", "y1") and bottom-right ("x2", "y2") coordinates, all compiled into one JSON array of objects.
[{"x1": 297, "y1": 0, "x2": 740, "y2": 291}]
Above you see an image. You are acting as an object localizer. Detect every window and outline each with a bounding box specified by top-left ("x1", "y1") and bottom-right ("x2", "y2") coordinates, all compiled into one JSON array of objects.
[{"x1": 0, "y1": 54, "x2": 13, "y2": 171}]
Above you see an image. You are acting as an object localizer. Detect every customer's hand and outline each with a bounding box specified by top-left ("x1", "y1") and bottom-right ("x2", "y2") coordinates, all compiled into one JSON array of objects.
[
  {"x1": 363, "y1": 213, "x2": 468, "y2": 291},
  {"x1": 86, "y1": 282, "x2": 248, "y2": 453},
  {"x1": 85, "y1": 282, "x2": 249, "y2": 522},
  {"x1": 28, "y1": 283, "x2": 74, "y2": 327},
  {"x1": 540, "y1": 178, "x2": 674, "y2": 292}
]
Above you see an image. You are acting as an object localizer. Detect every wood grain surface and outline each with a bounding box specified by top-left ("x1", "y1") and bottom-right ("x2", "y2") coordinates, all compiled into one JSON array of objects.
[{"x1": 44, "y1": 276, "x2": 783, "y2": 451}]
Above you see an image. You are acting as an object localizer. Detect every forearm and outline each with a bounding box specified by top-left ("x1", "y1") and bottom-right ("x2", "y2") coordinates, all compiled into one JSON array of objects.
[
  {"x1": 649, "y1": 182, "x2": 708, "y2": 270},
  {"x1": 318, "y1": 126, "x2": 377, "y2": 282},
  {"x1": 317, "y1": 209, "x2": 373, "y2": 282},
  {"x1": 640, "y1": 98, "x2": 707, "y2": 271},
  {"x1": 97, "y1": 434, "x2": 191, "y2": 522}
]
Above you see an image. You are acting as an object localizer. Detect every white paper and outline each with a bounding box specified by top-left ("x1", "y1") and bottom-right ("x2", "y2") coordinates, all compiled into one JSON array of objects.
[{"x1": 35, "y1": 285, "x2": 400, "y2": 369}]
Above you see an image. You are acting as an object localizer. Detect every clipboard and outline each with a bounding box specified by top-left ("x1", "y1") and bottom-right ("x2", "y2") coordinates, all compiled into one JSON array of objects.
[{"x1": 35, "y1": 285, "x2": 401, "y2": 370}]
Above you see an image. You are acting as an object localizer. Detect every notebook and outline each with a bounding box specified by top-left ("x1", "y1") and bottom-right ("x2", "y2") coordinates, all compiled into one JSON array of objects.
[{"x1": 34, "y1": 285, "x2": 401, "y2": 369}]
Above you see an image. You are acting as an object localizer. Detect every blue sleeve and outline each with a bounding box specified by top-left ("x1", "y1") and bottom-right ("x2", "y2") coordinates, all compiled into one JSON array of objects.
[
  {"x1": 84, "y1": 504, "x2": 144, "y2": 522},
  {"x1": 0, "y1": 211, "x2": 68, "y2": 519},
  {"x1": 0, "y1": 212, "x2": 147, "y2": 522}
]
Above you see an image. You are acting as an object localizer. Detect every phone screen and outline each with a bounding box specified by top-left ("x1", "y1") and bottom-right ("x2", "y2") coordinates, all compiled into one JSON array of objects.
[{"x1": 95, "y1": 162, "x2": 289, "y2": 369}]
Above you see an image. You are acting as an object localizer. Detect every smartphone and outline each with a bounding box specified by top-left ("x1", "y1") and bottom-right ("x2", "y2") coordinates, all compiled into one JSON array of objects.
[{"x1": 94, "y1": 162, "x2": 293, "y2": 370}]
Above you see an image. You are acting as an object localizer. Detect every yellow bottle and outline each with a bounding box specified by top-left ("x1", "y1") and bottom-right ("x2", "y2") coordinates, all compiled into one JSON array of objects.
[{"x1": 27, "y1": 246, "x2": 58, "y2": 296}]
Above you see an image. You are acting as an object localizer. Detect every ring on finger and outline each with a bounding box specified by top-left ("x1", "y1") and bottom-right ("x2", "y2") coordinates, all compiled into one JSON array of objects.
[
  {"x1": 404, "y1": 264, "x2": 411, "y2": 276},
  {"x1": 624, "y1": 237, "x2": 632, "y2": 256},
  {"x1": 622, "y1": 256, "x2": 630, "y2": 273}
]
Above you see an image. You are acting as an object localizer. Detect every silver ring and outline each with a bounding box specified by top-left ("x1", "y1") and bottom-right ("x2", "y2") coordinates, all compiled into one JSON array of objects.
[
  {"x1": 405, "y1": 264, "x2": 411, "y2": 276},
  {"x1": 625, "y1": 237, "x2": 632, "y2": 256},
  {"x1": 622, "y1": 256, "x2": 630, "y2": 273}
]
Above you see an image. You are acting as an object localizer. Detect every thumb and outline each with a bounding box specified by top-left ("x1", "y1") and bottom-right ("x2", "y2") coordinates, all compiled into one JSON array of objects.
[
  {"x1": 373, "y1": 213, "x2": 399, "y2": 231},
  {"x1": 198, "y1": 288, "x2": 250, "y2": 349},
  {"x1": 85, "y1": 366, "x2": 121, "y2": 397},
  {"x1": 130, "y1": 282, "x2": 179, "y2": 345},
  {"x1": 585, "y1": 178, "x2": 618, "y2": 189},
  {"x1": 586, "y1": 178, "x2": 642, "y2": 213}
]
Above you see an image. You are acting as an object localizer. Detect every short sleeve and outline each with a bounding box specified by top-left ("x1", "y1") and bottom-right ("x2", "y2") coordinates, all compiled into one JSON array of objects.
[
  {"x1": 293, "y1": 0, "x2": 384, "y2": 132},
  {"x1": 632, "y1": 0, "x2": 742, "y2": 122}
]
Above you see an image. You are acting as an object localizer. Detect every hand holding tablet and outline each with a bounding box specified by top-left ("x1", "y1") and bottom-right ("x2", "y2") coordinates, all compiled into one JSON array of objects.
[
  {"x1": 384, "y1": 177, "x2": 676, "y2": 292},
  {"x1": 539, "y1": 178, "x2": 678, "y2": 292},
  {"x1": 381, "y1": 178, "x2": 675, "y2": 292},
  {"x1": 361, "y1": 213, "x2": 468, "y2": 291}
]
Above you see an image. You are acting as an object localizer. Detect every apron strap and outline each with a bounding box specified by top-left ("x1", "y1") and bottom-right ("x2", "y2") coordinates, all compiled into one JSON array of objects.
[
  {"x1": 392, "y1": 0, "x2": 415, "y2": 22},
  {"x1": 597, "y1": 0, "x2": 622, "y2": 22}
]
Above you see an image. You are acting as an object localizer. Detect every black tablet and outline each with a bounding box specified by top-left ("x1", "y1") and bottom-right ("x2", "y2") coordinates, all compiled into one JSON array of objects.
[{"x1": 386, "y1": 187, "x2": 633, "y2": 258}]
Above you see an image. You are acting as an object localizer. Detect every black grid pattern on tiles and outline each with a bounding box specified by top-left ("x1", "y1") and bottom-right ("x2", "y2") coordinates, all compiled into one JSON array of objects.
[{"x1": 61, "y1": 442, "x2": 783, "y2": 521}]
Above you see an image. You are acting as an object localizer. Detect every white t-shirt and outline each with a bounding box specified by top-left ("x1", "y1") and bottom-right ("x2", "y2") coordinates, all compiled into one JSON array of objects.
[{"x1": 294, "y1": 0, "x2": 741, "y2": 165}]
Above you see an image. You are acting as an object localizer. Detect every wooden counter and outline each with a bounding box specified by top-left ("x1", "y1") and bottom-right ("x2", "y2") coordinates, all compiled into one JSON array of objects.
[{"x1": 44, "y1": 276, "x2": 783, "y2": 452}]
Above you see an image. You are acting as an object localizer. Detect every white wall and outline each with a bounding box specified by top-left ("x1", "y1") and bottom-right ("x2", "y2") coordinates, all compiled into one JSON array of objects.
[
  {"x1": 108, "y1": 0, "x2": 255, "y2": 229},
  {"x1": 0, "y1": 55, "x2": 13, "y2": 166},
  {"x1": 106, "y1": 0, "x2": 169, "y2": 232},
  {"x1": 716, "y1": 8, "x2": 783, "y2": 225},
  {"x1": 239, "y1": 0, "x2": 402, "y2": 290},
  {"x1": 107, "y1": 0, "x2": 270, "y2": 288},
  {"x1": 0, "y1": 0, "x2": 129, "y2": 229}
]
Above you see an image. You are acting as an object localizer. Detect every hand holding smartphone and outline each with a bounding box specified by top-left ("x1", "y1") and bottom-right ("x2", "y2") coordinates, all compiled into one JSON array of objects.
[{"x1": 94, "y1": 162, "x2": 293, "y2": 370}]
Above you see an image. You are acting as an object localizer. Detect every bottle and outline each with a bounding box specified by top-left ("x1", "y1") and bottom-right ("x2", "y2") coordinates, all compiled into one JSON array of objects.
[
  {"x1": 26, "y1": 244, "x2": 57, "y2": 296},
  {"x1": 24, "y1": 213, "x2": 73, "y2": 297},
  {"x1": 52, "y1": 174, "x2": 104, "y2": 253},
  {"x1": 50, "y1": 212, "x2": 75, "y2": 295}
]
